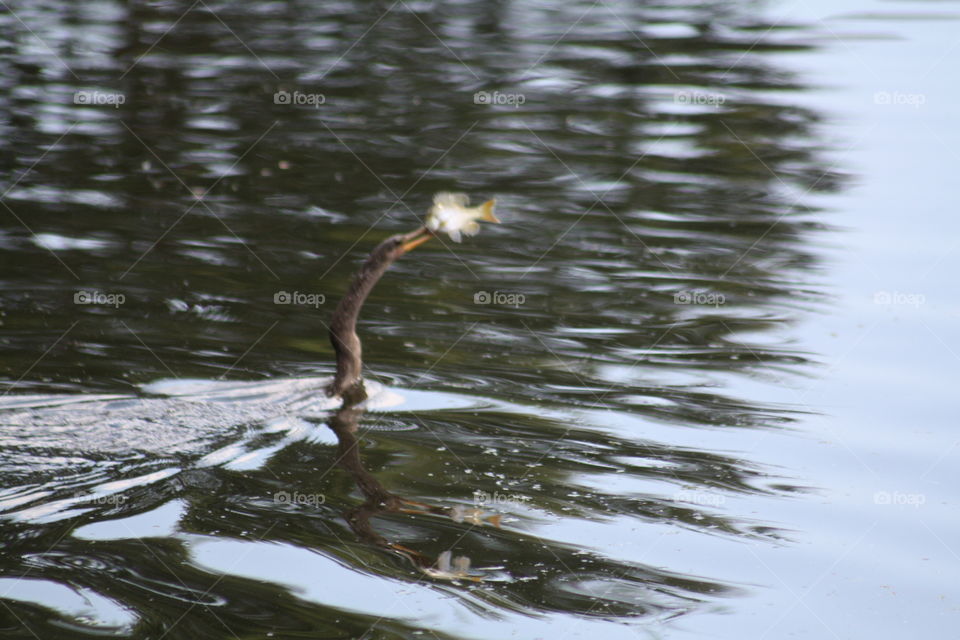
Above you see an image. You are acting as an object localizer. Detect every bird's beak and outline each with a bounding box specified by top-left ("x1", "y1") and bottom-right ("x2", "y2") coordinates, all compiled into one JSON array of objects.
[{"x1": 400, "y1": 227, "x2": 433, "y2": 252}]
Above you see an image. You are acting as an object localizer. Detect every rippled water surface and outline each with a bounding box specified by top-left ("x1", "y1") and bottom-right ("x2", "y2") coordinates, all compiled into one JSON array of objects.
[{"x1": 1, "y1": 0, "x2": 958, "y2": 638}]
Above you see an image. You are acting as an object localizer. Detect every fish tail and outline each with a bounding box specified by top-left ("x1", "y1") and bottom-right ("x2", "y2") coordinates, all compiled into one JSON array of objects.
[
  {"x1": 486, "y1": 514, "x2": 502, "y2": 528},
  {"x1": 479, "y1": 199, "x2": 499, "y2": 223}
]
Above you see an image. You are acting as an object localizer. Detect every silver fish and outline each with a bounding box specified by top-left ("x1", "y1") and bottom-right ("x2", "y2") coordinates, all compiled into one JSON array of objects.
[{"x1": 425, "y1": 192, "x2": 499, "y2": 242}]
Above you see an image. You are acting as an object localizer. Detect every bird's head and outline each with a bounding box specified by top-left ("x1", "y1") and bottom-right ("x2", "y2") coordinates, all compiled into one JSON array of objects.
[{"x1": 355, "y1": 226, "x2": 434, "y2": 283}]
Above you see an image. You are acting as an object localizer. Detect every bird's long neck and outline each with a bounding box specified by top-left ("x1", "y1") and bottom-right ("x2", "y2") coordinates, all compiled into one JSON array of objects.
[{"x1": 328, "y1": 236, "x2": 404, "y2": 401}]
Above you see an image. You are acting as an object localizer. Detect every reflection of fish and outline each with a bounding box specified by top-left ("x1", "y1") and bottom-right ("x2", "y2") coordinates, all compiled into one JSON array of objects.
[
  {"x1": 388, "y1": 544, "x2": 483, "y2": 582},
  {"x1": 425, "y1": 192, "x2": 499, "y2": 243},
  {"x1": 450, "y1": 504, "x2": 502, "y2": 528},
  {"x1": 423, "y1": 550, "x2": 481, "y2": 581},
  {"x1": 397, "y1": 499, "x2": 502, "y2": 528}
]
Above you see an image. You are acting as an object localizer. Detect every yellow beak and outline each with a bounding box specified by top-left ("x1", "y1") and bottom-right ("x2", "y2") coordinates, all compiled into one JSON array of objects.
[{"x1": 400, "y1": 227, "x2": 433, "y2": 252}]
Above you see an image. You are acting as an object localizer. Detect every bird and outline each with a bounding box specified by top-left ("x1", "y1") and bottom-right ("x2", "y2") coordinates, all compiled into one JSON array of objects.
[{"x1": 327, "y1": 194, "x2": 498, "y2": 403}]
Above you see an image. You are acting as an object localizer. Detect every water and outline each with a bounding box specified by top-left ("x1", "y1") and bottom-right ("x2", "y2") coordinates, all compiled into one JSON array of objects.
[{"x1": 1, "y1": 0, "x2": 957, "y2": 638}]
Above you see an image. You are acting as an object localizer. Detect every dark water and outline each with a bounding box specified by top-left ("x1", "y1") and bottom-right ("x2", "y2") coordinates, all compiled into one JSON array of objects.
[{"x1": 1, "y1": 0, "x2": 957, "y2": 638}]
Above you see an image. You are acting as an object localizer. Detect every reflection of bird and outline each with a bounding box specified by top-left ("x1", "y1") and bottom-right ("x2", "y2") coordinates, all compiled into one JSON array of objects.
[
  {"x1": 327, "y1": 196, "x2": 498, "y2": 401},
  {"x1": 327, "y1": 400, "x2": 501, "y2": 582}
]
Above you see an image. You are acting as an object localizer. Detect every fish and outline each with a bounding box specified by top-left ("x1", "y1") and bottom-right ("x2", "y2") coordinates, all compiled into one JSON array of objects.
[{"x1": 425, "y1": 192, "x2": 499, "y2": 243}]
